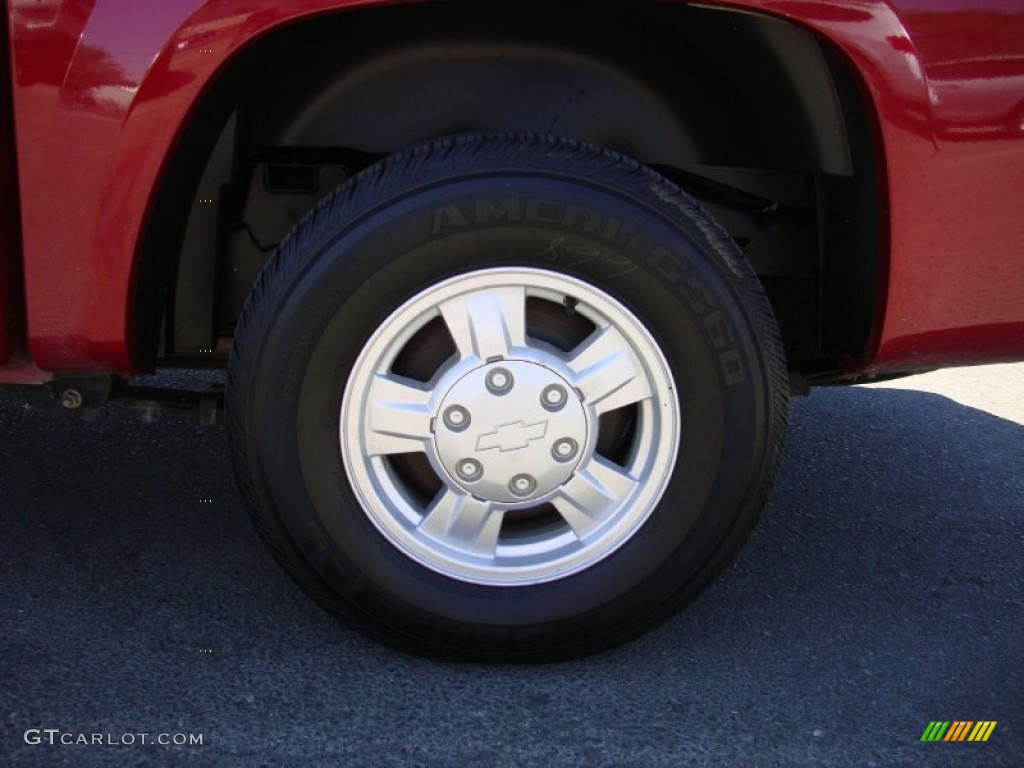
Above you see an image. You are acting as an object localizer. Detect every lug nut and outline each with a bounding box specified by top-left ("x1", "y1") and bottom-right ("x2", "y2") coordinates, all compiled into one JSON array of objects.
[
  {"x1": 509, "y1": 473, "x2": 537, "y2": 498},
  {"x1": 551, "y1": 438, "x2": 579, "y2": 463},
  {"x1": 485, "y1": 367, "x2": 514, "y2": 395},
  {"x1": 455, "y1": 459, "x2": 483, "y2": 483},
  {"x1": 442, "y1": 405, "x2": 471, "y2": 432},
  {"x1": 541, "y1": 384, "x2": 568, "y2": 410}
]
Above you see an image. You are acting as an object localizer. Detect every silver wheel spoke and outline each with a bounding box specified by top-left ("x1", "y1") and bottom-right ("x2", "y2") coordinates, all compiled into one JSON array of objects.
[
  {"x1": 439, "y1": 287, "x2": 527, "y2": 361},
  {"x1": 568, "y1": 324, "x2": 652, "y2": 414},
  {"x1": 552, "y1": 456, "x2": 639, "y2": 539},
  {"x1": 420, "y1": 489, "x2": 504, "y2": 557},
  {"x1": 365, "y1": 374, "x2": 433, "y2": 456}
]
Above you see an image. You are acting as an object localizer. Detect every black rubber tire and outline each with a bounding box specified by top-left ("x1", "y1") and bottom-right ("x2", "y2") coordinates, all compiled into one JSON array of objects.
[{"x1": 227, "y1": 133, "x2": 788, "y2": 661}]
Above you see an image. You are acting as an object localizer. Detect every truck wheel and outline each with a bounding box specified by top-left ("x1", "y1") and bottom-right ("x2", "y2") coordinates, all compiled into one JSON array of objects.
[{"x1": 227, "y1": 134, "x2": 787, "y2": 660}]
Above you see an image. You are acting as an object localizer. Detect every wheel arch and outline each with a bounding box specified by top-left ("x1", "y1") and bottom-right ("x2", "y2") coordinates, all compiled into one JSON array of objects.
[
  {"x1": 240, "y1": 6, "x2": 854, "y2": 174},
  {"x1": 136, "y1": 0, "x2": 883, "y2": 373}
]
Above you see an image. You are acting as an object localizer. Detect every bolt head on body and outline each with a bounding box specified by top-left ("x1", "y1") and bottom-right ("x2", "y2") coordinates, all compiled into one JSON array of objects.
[{"x1": 61, "y1": 389, "x2": 83, "y2": 409}]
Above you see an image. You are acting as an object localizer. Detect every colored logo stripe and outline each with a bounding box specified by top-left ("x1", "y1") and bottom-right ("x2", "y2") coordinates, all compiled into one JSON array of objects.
[
  {"x1": 944, "y1": 721, "x2": 973, "y2": 741},
  {"x1": 969, "y1": 722, "x2": 998, "y2": 742},
  {"x1": 921, "y1": 721, "x2": 997, "y2": 742}
]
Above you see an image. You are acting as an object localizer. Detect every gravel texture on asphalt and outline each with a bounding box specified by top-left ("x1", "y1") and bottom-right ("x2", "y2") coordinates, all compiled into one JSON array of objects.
[{"x1": 1, "y1": 365, "x2": 1021, "y2": 767}]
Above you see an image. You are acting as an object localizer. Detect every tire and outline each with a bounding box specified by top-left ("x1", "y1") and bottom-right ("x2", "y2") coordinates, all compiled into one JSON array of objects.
[{"x1": 227, "y1": 133, "x2": 788, "y2": 661}]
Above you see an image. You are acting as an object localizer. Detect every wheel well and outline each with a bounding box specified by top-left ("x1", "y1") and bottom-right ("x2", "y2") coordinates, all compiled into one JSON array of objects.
[{"x1": 138, "y1": 0, "x2": 882, "y2": 377}]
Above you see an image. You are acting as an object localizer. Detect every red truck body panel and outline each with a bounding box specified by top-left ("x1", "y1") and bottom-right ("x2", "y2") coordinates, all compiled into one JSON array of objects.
[
  {"x1": 0, "y1": 11, "x2": 19, "y2": 367},
  {"x1": 6, "y1": 0, "x2": 399, "y2": 380},
  {"x1": 734, "y1": 0, "x2": 1024, "y2": 372},
  {"x1": 2, "y1": 0, "x2": 1023, "y2": 382}
]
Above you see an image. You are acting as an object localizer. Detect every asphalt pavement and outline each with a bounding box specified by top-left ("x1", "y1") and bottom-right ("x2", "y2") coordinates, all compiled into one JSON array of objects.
[{"x1": 1, "y1": 364, "x2": 1021, "y2": 767}]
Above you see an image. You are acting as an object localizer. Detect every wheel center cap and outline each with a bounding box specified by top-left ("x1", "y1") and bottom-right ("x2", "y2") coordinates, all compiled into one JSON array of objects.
[{"x1": 433, "y1": 361, "x2": 588, "y2": 503}]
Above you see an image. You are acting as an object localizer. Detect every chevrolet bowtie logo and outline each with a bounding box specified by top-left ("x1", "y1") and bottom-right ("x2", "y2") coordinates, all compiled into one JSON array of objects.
[{"x1": 475, "y1": 420, "x2": 549, "y2": 452}]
